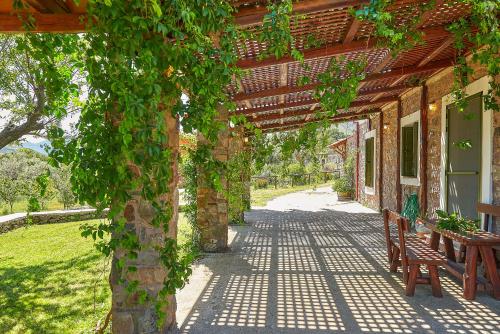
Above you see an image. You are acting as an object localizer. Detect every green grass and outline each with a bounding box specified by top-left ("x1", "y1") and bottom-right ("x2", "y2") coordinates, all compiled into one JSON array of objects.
[
  {"x1": 251, "y1": 182, "x2": 331, "y2": 207},
  {"x1": 0, "y1": 198, "x2": 64, "y2": 216},
  {"x1": 0, "y1": 213, "x2": 192, "y2": 334}
]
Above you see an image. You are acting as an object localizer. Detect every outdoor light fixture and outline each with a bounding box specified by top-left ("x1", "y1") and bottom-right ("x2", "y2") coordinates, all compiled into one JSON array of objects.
[
  {"x1": 429, "y1": 103, "x2": 437, "y2": 111},
  {"x1": 383, "y1": 123, "x2": 389, "y2": 130},
  {"x1": 244, "y1": 137, "x2": 249, "y2": 143}
]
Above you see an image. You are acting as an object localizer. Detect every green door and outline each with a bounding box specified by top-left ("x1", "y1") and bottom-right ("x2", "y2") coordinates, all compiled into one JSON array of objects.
[{"x1": 446, "y1": 93, "x2": 482, "y2": 219}]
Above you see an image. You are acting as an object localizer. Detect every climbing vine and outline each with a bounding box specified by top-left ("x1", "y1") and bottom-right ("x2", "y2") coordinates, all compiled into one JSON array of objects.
[
  {"x1": 356, "y1": 0, "x2": 499, "y2": 113},
  {"x1": 12, "y1": 0, "x2": 498, "y2": 328}
]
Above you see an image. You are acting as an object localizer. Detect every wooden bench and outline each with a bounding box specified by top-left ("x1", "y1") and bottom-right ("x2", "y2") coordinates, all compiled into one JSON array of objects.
[{"x1": 383, "y1": 209, "x2": 446, "y2": 297}]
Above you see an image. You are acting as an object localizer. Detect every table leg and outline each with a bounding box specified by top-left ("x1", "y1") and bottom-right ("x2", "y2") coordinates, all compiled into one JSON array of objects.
[
  {"x1": 463, "y1": 245, "x2": 478, "y2": 300},
  {"x1": 430, "y1": 231, "x2": 441, "y2": 251},
  {"x1": 479, "y1": 246, "x2": 500, "y2": 299},
  {"x1": 443, "y1": 236, "x2": 456, "y2": 262}
]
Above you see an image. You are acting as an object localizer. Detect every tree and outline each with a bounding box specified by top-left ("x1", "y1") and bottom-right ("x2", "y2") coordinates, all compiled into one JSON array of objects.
[
  {"x1": 0, "y1": 176, "x2": 23, "y2": 213},
  {"x1": 51, "y1": 164, "x2": 76, "y2": 209},
  {"x1": 0, "y1": 149, "x2": 59, "y2": 212},
  {"x1": 0, "y1": 34, "x2": 82, "y2": 149}
]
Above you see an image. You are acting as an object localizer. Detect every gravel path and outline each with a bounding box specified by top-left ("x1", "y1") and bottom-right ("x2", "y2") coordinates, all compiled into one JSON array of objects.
[{"x1": 176, "y1": 187, "x2": 500, "y2": 333}]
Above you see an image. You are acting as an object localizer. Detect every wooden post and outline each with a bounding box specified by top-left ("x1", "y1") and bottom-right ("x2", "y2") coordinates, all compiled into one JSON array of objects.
[
  {"x1": 420, "y1": 83, "x2": 429, "y2": 215},
  {"x1": 378, "y1": 111, "x2": 384, "y2": 211},
  {"x1": 396, "y1": 98, "x2": 402, "y2": 212}
]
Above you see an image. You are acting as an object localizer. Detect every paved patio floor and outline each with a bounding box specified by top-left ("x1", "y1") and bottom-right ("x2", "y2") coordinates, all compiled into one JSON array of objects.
[{"x1": 176, "y1": 187, "x2": 500, "y2": 333}]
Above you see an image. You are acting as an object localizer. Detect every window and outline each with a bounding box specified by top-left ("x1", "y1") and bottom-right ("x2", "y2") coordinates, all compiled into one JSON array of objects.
[
  {"x1": 401, "y1": 122, "x2": 418, "y2": 177},
  {"x1": 365, "y1": 137, "x2": 375, "y2": 188},
  {"x1": 400, "y1": 111, "x2": 420, "y2": 185}
]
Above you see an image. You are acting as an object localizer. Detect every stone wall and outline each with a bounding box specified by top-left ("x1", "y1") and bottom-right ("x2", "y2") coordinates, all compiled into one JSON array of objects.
[
  {"x1": 353, "y1": 60, "x2": 498, "y2": 225},
  {"x1": 357, "y1": 117, "x2": 380, "y2": 211},
  {"x1": 381, "y1": 103, "x2": 398, "y2": 211},
  {"x1": 0, "y1": 208, "x2": 109, "y2": 234}
]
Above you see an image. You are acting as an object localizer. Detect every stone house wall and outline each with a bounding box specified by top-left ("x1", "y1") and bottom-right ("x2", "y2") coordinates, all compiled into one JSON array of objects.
[{"x1": 349, "y1": 61, "x2": 499, "y2": 231}]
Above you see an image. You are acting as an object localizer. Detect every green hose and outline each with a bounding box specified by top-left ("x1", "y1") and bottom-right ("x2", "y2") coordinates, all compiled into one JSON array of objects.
[{"x1": 401, "y1": 193, "x2": 420, "y2": 230}]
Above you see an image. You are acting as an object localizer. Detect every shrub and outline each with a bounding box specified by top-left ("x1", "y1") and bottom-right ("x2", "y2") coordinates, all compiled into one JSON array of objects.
[
  {"x1": 254, "y1": 178, "x2": 269, "y2": 189},
  {"x1": 333, "y1": 176, "x2": 353, "y2": 194}
]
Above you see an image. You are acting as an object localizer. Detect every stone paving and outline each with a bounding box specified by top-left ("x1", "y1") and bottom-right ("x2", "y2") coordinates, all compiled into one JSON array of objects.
[{"x1": 176, "y1": 187, "x2": 500, "y2": 333}]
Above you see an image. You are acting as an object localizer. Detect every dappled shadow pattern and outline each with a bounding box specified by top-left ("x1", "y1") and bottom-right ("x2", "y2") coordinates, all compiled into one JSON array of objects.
[
  {"x1": 180, "y1": 205, "x2": 500, "y2": 333},
  {"x1": 0, "y1": 252, "x2": 108, "y2": 333}
]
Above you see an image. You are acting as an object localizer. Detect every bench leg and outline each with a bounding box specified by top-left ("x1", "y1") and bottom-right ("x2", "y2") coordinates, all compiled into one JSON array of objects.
[
  {"x1": 390, "y1": 246, "x2": 400, "y2": 272},
  {"x1": 405, "y1": 264, "x2": 419, "y2": 297},
  {"x1": 428, "y1": 265, "x2": 443, "y2": 298},
  {"x1": 464, "y1": 245, "x2": 478, "y2": 300},
  {"x1": 479, "y1": 246, "x2": 500, "y2": 299}
]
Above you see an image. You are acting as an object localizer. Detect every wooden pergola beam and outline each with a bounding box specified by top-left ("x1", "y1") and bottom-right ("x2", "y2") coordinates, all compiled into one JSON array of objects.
[
  {"x1": 259, "y1": 107, "x2": 380, "y2": 132},
  {"x1": 234, "y1": 58, "x2": 453, "y2": 102},
  {"x1": 234, "y1": 0, "x2": 370, "y2": 27},
  {"x1": 418, "y1": 36, "x2": 454, "y2": 67},
  {"x1": 236, "y1": 84, "x2": 407, "y2": 114},
  {"x1": 28, "y1": 0, "x2": 71, "y2": 13},
  {"x1": 343, "y1": 17, "x2": 361, "y2": 44},
  {"x1": 0, "y1": 13, "x2": 86, "y2": 32},
  {"x1": 249, "y1": 96, "x2": 397, "y2": 122},
  {"x1": 237, "y1": 39, "x2": 376, "y2": 69},
  {"x1": 236, "y1": 26, "x2": 451, "y2": 70}
]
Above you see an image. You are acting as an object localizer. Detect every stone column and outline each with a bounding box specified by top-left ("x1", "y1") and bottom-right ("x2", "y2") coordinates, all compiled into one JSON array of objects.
[
  {"x1": 197, "y1": 108, "x2": 229, "y2": 252},
  {"x1": 228, "y1": 127, "x2": 251, "y2": 221},
  {"x1": 111, "y1": 113, "x2": 179, "y2": 333}
]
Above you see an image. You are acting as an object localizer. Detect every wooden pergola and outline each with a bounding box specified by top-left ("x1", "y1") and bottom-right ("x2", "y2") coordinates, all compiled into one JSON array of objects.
[{"x1": 0, "y1": 0, "x2": 471, "y2": 134}]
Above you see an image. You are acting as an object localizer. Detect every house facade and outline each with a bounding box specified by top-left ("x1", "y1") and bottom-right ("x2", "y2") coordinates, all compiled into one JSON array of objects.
[{"x1": 347, "y1": 63, "x2": 499, "y2": 234}]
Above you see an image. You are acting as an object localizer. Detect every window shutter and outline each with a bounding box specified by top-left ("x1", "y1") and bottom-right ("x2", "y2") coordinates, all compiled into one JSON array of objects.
[
  {"x1": 365, "y1": 137, "x2": 374, "y2": 187},
  {"x1": 412, "y1": 122, "x2": 418, "y2": 176},
  {"x1": 402, "y1": 123, "x2": 419, "y2": 177}
]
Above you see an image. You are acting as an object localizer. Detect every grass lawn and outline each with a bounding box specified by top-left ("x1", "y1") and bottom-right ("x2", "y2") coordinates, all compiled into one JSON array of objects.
[
  {"x1": 0, "y1": 213, "x2": 192, "y2": 334},
  {"x1": 251, "y1": 182, "x2": 331, "y2": 207},
  {"x1": 0, "y1": 198, "x2": 64, "y2": 216}
]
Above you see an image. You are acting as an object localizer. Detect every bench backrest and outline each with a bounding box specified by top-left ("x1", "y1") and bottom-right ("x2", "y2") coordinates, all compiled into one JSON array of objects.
[
  {"x1": 477, "y1": 203, "x2": 499, "y2": 233},
  {"x1": 383, "y1": 209, "x2": 410, "y2": 262}
]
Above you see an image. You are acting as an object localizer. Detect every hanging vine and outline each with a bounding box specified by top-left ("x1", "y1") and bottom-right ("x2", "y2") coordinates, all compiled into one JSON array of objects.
[
  {"x1": 355, "y1": 0, "x2": 499, "y2": 112},
  {"x1": 11, "y1": 0, "x2": 498, "y2": 328}
]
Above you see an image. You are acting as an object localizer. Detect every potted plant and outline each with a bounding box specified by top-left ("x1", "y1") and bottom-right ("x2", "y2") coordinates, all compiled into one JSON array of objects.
[
  {"x1": 333, "y1": 152, "x2": 355, "y2": 201},
  {"x1": 333, "y1": 176, "x2": 353, "y2": 200},
  {"x1": 435, "y1": 210, "x2": 479, "y2": 235}
]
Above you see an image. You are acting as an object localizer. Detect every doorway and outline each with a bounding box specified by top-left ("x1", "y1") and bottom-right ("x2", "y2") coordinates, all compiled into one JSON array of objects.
[{"x1": 445, "y1": 93, "x2": 482, "y2": 219}]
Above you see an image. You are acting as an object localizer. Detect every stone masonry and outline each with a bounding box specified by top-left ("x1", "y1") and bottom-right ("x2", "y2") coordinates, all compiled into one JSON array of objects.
[
  {"x1": 197, "y1": 108, "x2": 229, "y2": 252},
  {"x1": 349, "y1": 58, "x2": 500, "y2": 235},
  {"x1": 110, "y1": 112, "x2": 179, "y2": 333},
  {"x1": 0, "y1": 208, "x2": 109, "y2": 234}
]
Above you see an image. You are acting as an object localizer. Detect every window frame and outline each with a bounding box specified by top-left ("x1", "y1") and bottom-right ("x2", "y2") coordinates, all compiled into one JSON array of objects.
[
  {"x1": 364, "y1": 129, "x2": 376, "y2": 195},
  {"x1": 400, "y1": 111, "x2": 421, "y2": 186}
]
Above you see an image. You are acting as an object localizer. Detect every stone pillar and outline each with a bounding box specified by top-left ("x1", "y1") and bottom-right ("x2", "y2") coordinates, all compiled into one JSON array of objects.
[
  {"x1": 197, "y1": 109, "x2": 229, "y2": 252},
  {"x1": 228, "y1": 127, "x2": 251, "y2": 221},
  {"x1": 111, "y1": 113, "x2": 179, "y2": 333}
]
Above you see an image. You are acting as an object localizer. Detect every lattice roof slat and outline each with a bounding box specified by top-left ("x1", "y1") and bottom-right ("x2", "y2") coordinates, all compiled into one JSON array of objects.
[{"x1": 0, "y1": 0, "x2": 474, "y2": 132}]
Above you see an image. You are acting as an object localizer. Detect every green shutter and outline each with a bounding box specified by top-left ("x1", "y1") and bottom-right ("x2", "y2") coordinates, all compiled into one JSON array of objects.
[
  {"x1": 365, "y1": 137, "x2": 374, "y2": 187},
  {"x1": 401, "y1": 123, "x2": 419, "y2": 177}
]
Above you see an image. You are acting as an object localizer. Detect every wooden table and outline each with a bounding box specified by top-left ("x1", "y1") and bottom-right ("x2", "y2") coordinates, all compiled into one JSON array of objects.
[{"x1": 419, "y1": 219, "x2": 500, "y2": 300}]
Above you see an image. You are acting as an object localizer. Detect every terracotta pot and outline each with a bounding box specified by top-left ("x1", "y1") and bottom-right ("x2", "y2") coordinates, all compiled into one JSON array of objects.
[{"x1": 337, "y1": 192, "x2": 352, "y2": 201}]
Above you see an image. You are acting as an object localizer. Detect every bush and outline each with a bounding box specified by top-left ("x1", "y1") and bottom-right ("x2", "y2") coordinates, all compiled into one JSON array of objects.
[
  {"x1": 254, "y1": 178, "x2": 269, "y2": 189},
  {"x1": 332, "y1": 151, "x2": 355, "y2": 194},
  {"x1": 333, "y1": 176, "x2": 353, "y2": 194}
]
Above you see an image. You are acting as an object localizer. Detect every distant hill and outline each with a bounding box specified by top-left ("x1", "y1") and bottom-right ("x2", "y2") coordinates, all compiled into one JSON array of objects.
[{"x1": 0, "y1": 140, "x2": 50, "y2": 155}]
